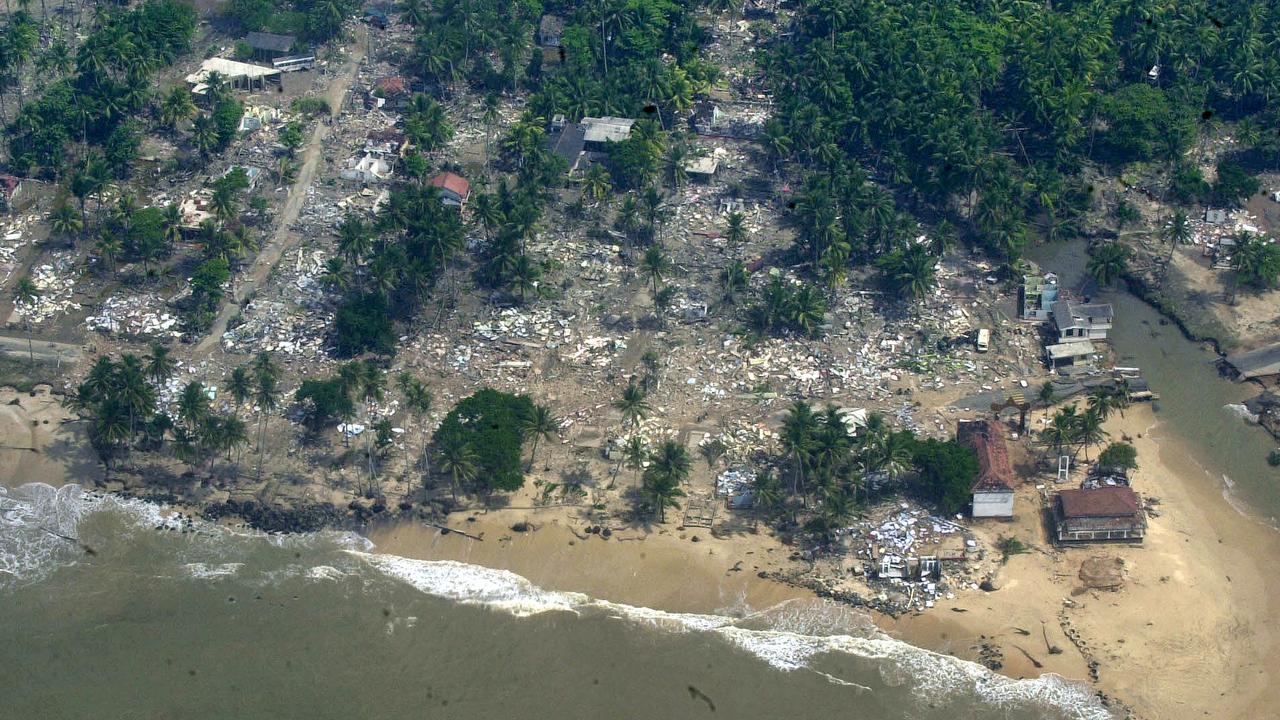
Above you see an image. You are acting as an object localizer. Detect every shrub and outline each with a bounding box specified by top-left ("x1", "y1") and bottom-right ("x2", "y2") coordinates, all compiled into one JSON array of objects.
[
  {"x1": 1213, "y1": 161, "x2": 1260, "y2": 206},
  {"x1": 333, "y1": 292, "x2": 395, "y2": 357},
  {"x1": 1097, "y1": 441, "x2": 1139, "y2": 471},
  {"x1": 294, "y1": 377, "x2": 354, "y2": 432},
  {"x1": 909, "y1": 438, "x2": 978, "y2": 515}
]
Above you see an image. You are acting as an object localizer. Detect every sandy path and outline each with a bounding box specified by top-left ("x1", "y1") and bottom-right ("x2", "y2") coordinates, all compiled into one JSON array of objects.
[{"x1": 194, "y1": 28, "x2": 368, "y2": 358}]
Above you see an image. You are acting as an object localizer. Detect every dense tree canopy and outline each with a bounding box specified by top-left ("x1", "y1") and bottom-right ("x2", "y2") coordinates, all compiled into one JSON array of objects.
[
  {"x1": 8, "y1": 0, "x2": 197, "y2": 174},
  {"x1": 432, "y1": 389, "x2": 535, "y2": 499},
  {"x1": 764, "y1": 0, "x2": 1280, "y2": 265}
]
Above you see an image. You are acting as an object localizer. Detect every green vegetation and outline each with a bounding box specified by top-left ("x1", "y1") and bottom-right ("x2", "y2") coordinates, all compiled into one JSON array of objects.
[
  {"x1": 996, "y1": 535, "x2": 1029, "y2": 564},
  {"x1": 432, "y1": 389, "x2": 535, "y2": 502},
  {"x1": 224, "y1": 0, "x2": 356, "y2": 44},
  {"x1": 70, "y1": 350, "x2": 252, "y2": 473},
  {"x1": 1097, "y1": 441, "x2": 1139, "y2": 472},
  {"x1": 295, "y1": 376, "x2": 356, "y2": 432},
  {"x1": 8, "y1": 0, "x2": 198, "y2": 176},
  {"x1": 909, "y1": 438, "x2": 979, "y2": 516},
  {"x1": 763, "y1": 0, "x2": 1280, "y2": 270}
]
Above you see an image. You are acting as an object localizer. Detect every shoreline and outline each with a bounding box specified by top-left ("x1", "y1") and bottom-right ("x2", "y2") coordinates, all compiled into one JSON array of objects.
[
  {"x1": 367, "y1": 405, "x2": 1280, "y2": 720},
  {"x1": 10, "y1": 385, "x2": 1280, "y2": 719}
]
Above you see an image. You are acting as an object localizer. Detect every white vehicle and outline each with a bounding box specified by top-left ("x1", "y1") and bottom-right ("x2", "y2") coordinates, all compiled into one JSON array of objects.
[{"x1": 976, "y1": 328, "x2": 991, "y2": 352}]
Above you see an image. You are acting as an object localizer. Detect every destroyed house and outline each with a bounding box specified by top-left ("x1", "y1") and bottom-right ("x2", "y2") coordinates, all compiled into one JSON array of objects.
[
  {"x1": 429, "y1": 172, "x2": 470, "y2": 207},
  {"x1": 581, "y1": 116, "x2": 635, "y2": 148},
  {"x1": 365, "y1": 129, "x2": 409, "y2": 156},
  {"x1": 538, "y1": 15, "x2": 564, "y2": 47},
  {"x1": 186, "y1": 58, "x2": 281, "y2": 94},
  {"x1": 1226, "y1": 342, "x2": 1280, "y2": 380},
  {"x1": 246, "y1": 32, "x2": 296, "y2": 60},
  {"x1": 1053, "y1": 300, "x2": 1113, "y2": 341},
  {"x1": 371, "y1": 76, "x2": 410, "y2": 108},
  {"x1": 1020, "y1": 272, "x2": 1058, "y2": 320},
  {"x1": 957, "y1": 420, "x2": 1015, "y2": 518},
  {"x1": 0, "y1": 174, "x2": 22, "y2": 206},
  {"x1": 1053, "y1": 487, "x2": 1146, "y2": 543}
]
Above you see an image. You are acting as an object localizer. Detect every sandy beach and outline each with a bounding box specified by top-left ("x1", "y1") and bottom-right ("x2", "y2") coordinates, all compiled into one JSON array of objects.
[
  {"x1": 0, "y1": 385, "x2": 100, "y2": 490},
  {"x1": 369, "y1": 405, "x2": 1280, "y2": 720}
]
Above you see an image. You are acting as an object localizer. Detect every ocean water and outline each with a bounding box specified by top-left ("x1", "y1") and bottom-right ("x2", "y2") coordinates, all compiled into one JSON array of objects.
[{"x1": 0, "y1": 483, "x2": 1113, "y2": 720}]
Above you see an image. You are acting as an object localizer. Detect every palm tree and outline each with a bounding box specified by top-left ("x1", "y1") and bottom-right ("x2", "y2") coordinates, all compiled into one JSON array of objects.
[
  {"x1": 1076, "y1": 407, "x2": 1108, "y2": 461},
  {"x1": 894, "y1": 245, "x2": 937, "y2": 301},
  {"x1": 522, "y1": 404, "x2": 558, "y2": 471},
  {"x1": 751, "y1": 471, "x2": 782, "y2": 527},
  {"x1": 191, "y1": 113, "x2": 217, "y2": 158},
  {"x1": 321, "y1": 257, "x2": 349, "y2": 293},
  {"x1": 435, "y1": 435, "x2": 477, "y2": 503},
  {"x1": 642, "y1": 440, "x2": 690, "y2": 522},
  {"x1": 788, "y1": 285, "x2": 826, "y2": 337},
  {"x1": 720, "y1": 260, "x2": 748, "y2": 306},
  {"x1": 640, "y1": 245, "x2": 669, "y2": 296},
  {"x1": 338, "y1": 214, "x2": 373, "y2": 263},
  {"x1": 510, "y1": 253, "x2": 541, "y2": 304},
  {"x1": 357, "y1": 361, "x2": 385, "y2": 486},
  {"x1": 96, "y1": 230, "x2": 122, "y2": 275},
  {"x1": 251, "y1": 352, "x2": 281, "y2": 481},
  {"x1": 160, "y1": 85, "x2": 194, "y2": 130},
  {"x1": 178, "y1": 381, "x2": 211, "y2": 434},
  {"x1": 665, "y1": 143, "x2": 689, "y2": 189},
  {"x1": 49, "y1": 202, "x2": 82, "y2": 244},
  {"x1": 396, "y1": 373, "x2": 433, "y2": 475},
  {"x1": 12, "y1": 275, "x2": 39, "y2": 365},
  {"x1": 781, "y1": 400, "x2": 816, "y2": 497},
  {"x1": 622, "y1": 435, "x2": 647, "y2": 485},
  {"x1": 725, "y1": 211, "x2": 746, "y2": 255},
  {"x1": 210, "y1": 185, "x2": 237, "y2": 224},
  {"x1": 1042, "y1": 405, "x2": 1081, "y2": 457},
  {"x1": 761, "y1": 119, "x2": 792, "y2": 174},
  {"x1": 1163, "y1": 210, "x2": 1191, "y2": 271},
  {"x1": 582, "y1": 163, "x2": 612, "y2": 205},
  {"x1": 145, "y1": 344, "x2": 176, "y2": 386},
  {"x1": 615, "y1": 195, "x2": 641, "y2": 241},
  {"x1": 614, "y1": 381, "x2": 650, "y2": 431},
  {"x1": 1087, "y1": 242, "x2": 1130, "y2": 287},
  {"x1": 227, "y1": 366, "x2": 253, "y2": 441}
]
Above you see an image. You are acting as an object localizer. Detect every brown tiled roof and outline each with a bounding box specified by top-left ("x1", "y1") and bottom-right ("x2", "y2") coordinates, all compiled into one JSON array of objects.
[
  {"x1": 957, "y1": 420, "x2": 1014, "y2": 492},
  {"x1": 1058, "y1": 487, "x2": 1141, "y2": 518},
  {"x1": 374, "y1": 76, "x2": 407, "y2": 96},
  {"x1": 428, "y1": 172, "x2": 470, "y2": 199}
]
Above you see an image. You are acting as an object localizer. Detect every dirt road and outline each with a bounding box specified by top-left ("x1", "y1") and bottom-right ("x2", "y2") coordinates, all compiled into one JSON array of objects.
[{"x1": 194, "y1": 27, "x2": 368, "y2": 358}]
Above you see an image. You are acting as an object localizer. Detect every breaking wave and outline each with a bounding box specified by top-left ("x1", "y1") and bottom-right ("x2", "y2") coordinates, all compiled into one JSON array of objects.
[
  {"x1": 351, "y1": 551, "x2": 1114, "y2": 720},
  {"x1": 2, "y1": 483, "x2": 1113, "y2": 720},
  {"x1": 0, "y1": 482, "x2": 369, "y2": 589}
]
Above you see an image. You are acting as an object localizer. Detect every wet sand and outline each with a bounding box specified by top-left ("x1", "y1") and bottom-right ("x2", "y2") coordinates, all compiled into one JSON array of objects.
[{"x1": 368, "y1": 511, "x2": 811, "y2": 615}]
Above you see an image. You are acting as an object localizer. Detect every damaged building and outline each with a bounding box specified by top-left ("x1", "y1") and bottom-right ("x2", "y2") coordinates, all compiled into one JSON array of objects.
[{"x1": 957, "y1": 419, "x2": 1015, "y2": 519}]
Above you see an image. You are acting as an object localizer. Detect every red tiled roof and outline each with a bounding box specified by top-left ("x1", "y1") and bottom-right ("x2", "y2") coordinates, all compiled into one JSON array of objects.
[
  {"x1": 428, "y1": 172, "x2": 470, "y2": 199},
  {"x1": 1058, "y1": 487, "x2": 1141, "y2": 518},
  {"x1": 958, "y1": 420, "x2": 1015, "y2": 492}
]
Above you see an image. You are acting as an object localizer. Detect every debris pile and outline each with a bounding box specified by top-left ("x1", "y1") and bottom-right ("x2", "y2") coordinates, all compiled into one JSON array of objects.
[
  {"x1": 86, "y1": 293, "x2": 182, "y2": 338},
  {"x1": 16, "y1": 255, "x2": 80, "y2": 324}
]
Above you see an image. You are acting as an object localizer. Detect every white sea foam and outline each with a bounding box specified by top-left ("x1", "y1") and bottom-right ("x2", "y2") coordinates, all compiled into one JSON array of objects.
[
  {"x1": 352, "y1": 550, "x2": 1116, "y2": 720},
  {"x1": 0, "y1": 483, "x2": 169, "y2": 588},
  {"x1": 185, "y1": 562, "x2": 244, "y2": 579},
  {"x1": 305, "y1": 565, "x2": 346, "y2": 581}
]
